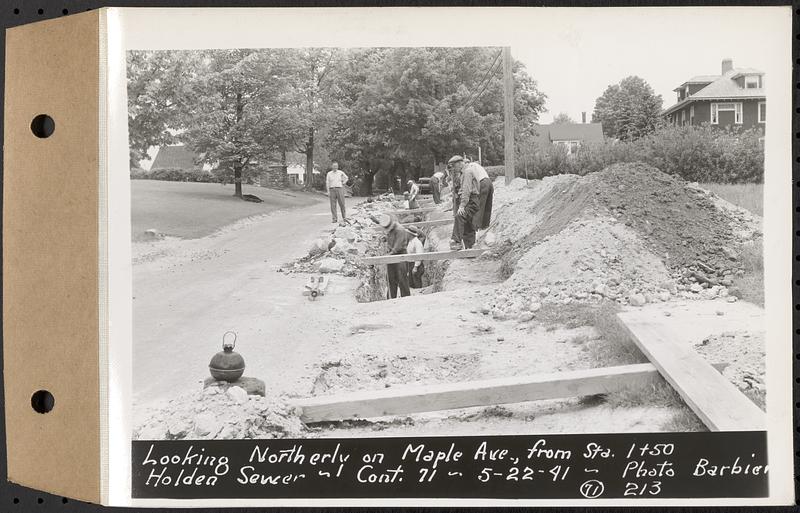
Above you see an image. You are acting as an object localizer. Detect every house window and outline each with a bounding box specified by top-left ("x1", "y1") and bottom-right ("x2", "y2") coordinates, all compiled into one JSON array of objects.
[
  {"x1": 690, "y1": 105, "x2": 695, "y2": 125},
  {"x1": 758, "y1": 102, "x2": 766, "y2": 123},
  {"x1": 553, "y1": 140, "x2": 581, "y2": 155},
  {"x1": 710, "y1": 102, "x2": 743, "y2": 125},
  {"x1": 745, "y1": 76, "x2": 760, "y2": 89}
]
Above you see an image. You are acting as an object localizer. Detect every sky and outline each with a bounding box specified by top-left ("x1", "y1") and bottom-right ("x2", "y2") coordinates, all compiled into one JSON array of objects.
[{"x1": 510, "y1": 7, "x2": 788, "y2": 124}]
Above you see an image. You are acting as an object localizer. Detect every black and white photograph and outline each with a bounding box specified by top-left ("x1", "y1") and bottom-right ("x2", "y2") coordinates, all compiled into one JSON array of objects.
[{"x1": 109, "y1": 5, "x2": 793, "y2": 505}]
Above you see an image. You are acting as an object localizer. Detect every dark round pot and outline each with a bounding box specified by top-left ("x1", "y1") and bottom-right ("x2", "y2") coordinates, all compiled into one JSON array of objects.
[{"x1": 209, "y1": 331, "x2": 245, "y2": 383}]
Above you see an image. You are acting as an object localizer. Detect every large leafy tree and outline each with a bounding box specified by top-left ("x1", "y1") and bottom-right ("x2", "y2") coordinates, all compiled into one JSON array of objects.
[
  {"x1": 126, "y1": 51, "x2": 197, "y2": 167},
  {"x1": 592, "y1": 76, "x2": 663, "y2": 141},
  {"x1": 325, "y1": 47, "x2": 546, "y2": 194},
  {"x1": 180, "y1": 49, "x2": 301, "y2": 198},
  {"x1": 552, "y1": 112, "x2": 575, "y2": 124}
]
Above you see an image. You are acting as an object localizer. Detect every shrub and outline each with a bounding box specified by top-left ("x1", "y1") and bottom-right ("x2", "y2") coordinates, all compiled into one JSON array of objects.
[
  {"x1": 514, "y1": 124, "x2": 764, "y2": 184},
  {"x1": 137, "y1": 167, "x2": 217, "y2": 183}
]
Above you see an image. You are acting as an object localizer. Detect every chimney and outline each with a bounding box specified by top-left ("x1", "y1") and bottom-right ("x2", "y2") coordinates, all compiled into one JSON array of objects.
[
  {"x1": 721, "y1": 58, "x2": 733, "y2": 75},
  {"x1": 581, "y1": 112, "x2": 586, "y2": 124}
]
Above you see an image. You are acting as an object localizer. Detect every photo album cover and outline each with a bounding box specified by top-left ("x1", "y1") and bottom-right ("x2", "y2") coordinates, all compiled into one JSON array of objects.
[{"x1": 3, "y1": 5, "x2": 795, "y2": 507}]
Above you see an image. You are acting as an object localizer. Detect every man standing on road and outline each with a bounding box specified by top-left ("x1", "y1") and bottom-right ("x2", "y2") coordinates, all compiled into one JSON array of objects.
[
  {"x1": 449, "y1": 155, "x2": 494, "y2": 250},
  {"x1": 326, "y1": 161, "x2": 348, "y2": 224}
]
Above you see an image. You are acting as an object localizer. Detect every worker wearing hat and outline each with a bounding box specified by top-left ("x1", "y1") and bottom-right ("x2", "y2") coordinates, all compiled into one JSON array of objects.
[
  {"x1": 376, "y1": 214, "x2": 413, "y2": 299},
  {"x1": 406, "y1": 224, "x2": 426, "y2": 288},
  {"x1": 407, "y1": 179, "x2": 420, "y2": 210},
  {"x1": 448, "y1": 154, "x2": 494, "y2": 250}
]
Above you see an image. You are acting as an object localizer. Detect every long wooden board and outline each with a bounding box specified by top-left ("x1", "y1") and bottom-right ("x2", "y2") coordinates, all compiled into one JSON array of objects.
[
  {"x1": 616, "y1": 311, "x2": 765, "y2": 431},
  {"x1": 386, "y1": 206, "x2": 449, "y2": 216},
  {"x1": 295, "y1": 363, "x2": 689, "y2": 423},
  {"x1": 369, "y1": 218, "x2": 454, "y2": 231},
  {"x1": 362, "y1": 248, "x2": 485, "y2": 265}
]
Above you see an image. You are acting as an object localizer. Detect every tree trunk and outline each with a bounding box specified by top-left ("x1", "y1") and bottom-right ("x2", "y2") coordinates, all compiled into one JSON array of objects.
[
  {"x1": 305, "y1": 127, "x2": 314, "y2": 189},
  {"x1": 363, "y1": 169, "x2": 374, "y2": 197},
  {"x1": 233, "y1": 163, "x2": 243, "y2": 198}
]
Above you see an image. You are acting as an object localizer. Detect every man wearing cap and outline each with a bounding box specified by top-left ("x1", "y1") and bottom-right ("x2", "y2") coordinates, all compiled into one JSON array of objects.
[
  {"x1": 326, "y1": 161, "x2": 348, "y2": 224},
  {"x1": 448, "y1": 155, "x2": 494, "y2": 250},
  {"x1": 406, "y1": 224, "x2": 426, "y2": 288},
  {"x1": 407, "y1": 179, "x2": 420, "y2": 210},
  {"x1": 376, "y1": 214, "x2": 412, "y2": 299}
]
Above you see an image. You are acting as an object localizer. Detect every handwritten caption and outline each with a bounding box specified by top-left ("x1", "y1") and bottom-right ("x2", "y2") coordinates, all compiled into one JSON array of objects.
[{"x1": 132, "y1": 432, "x2": 768, "y2": 499}]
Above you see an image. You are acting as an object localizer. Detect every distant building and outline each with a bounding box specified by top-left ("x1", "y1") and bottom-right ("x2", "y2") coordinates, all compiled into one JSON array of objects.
[
  {"x1": 150, "y1": 145, "x2": 202, "y2": 170},
  {"x1": 662, "y1": 59, "x2": 765, "y2": 129},
  {"x1": 533, "y1": 122, "x2": 605, "y2": 155}
]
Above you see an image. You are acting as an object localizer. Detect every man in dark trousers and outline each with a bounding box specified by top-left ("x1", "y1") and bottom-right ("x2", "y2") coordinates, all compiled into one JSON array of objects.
[
  {"x1": 377, "y1": 214, "x2": 412, "y2": 299},
  {"x1": 448, "y1": 155, "x2": 494, "y2": 250}
]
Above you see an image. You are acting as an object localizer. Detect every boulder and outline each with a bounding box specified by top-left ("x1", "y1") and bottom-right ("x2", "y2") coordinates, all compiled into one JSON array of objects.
[
  {"x1": 628, "y1": 293, "x2": 646, "y2": 307},
  {"x1": 527, "y1": 301, "x2": 542, "y2": 312},
  {"x1": 309, "y1": 238, "x2": 329, "y2": 256},
  {"x1": 330, "y1": 238, "x2": 353, "y2": 255},
  {"x1": 193, "y1": 413, "x2": 221, "y2": 437},
  {"x1": 318, "y1": 258, "x2": 345, "y2": 273},
  {"x1": 689, "y1": 283, "x2": 703, "y2": 293},
  {"x1": 518, "y1": 312, "x2": 535, "y2": 323},
  {"x1": 203, "y1": 376, "x2": 265, "y2": 397},
  {"x1": 334, "y1": 227, "x2": 356, "y2": 242},
  {"x1": 227, "y1": 386, "x2": 248, "y2": 404}
]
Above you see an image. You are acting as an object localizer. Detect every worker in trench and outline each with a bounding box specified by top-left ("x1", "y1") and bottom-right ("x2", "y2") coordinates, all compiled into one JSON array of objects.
[
  {"x1": 448, "y1": 155, "x2": 494, "y2": 250},
  {"x1": 406, "y1": 224, "x2": 426, "y2": 289},
  {"x1": 376, "y1": 214, "x2": 413, "y2": 299}
]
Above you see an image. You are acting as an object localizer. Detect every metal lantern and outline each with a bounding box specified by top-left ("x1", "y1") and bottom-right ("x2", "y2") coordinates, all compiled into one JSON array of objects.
[{"x1": 208, "y1": 331, "x2": 245, "y2": 382}]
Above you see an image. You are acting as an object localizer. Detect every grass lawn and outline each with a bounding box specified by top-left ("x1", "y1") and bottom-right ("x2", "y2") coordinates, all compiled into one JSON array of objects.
[
  {"x1": 131, "y1": 180, "x2": 324, "y2": 241},
  {"x1": 701, "y1": 183, "x2": 763, "y2": 216}
]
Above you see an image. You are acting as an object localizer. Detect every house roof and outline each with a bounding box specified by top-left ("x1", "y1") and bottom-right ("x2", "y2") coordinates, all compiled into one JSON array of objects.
[
  {"x1": 663, "y1": 67, "x2": 766, "y2": 116},
  {"x1": 535, "y1": 123, "x2": 604, "y2": 144},
  {"x1": 150, "y1": 145, "x2": 200, "y2": 170},
  {"x1": 673, "y1": 75, "x2": 719, "y2": 91}
]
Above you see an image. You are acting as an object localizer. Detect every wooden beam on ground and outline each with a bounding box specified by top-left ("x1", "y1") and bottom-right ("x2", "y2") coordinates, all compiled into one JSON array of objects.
[
  {"x1": 369, "y1": 218, "x2": 454, "y2": 231},
  {"x1": 362, "y1": 248, "x2": 485, "y2": 265},
  {"x1": 616, "y1": 311, "x2": 765, "y2": 431},
  {"x1": 404, "y1": 218, "x2": 453, "y2": 228},
  {"x1": 294, "y1": 363, "x2": 707, "y2": 423},
  {"x1": 385, "y1": 206, "x2": 449, "y2": 216}
]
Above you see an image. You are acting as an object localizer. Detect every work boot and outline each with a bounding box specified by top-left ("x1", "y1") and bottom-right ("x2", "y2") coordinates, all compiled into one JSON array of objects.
[{"x1": 449, "y1": 239, "x2": 462, "y2": 251}]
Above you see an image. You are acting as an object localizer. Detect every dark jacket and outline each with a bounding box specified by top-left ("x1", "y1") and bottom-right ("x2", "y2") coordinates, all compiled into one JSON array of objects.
[{"x1": 385, "y1": 219, "x2": 413, "y2": 255}]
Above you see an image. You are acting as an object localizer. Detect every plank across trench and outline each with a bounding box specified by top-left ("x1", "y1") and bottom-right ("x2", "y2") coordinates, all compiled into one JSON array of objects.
[{"x1": 616, "y1": 311, "x2": 765, "y2": 431}]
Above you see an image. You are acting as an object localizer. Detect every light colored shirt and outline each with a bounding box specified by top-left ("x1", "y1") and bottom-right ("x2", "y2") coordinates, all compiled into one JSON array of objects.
[
  {"x1": 459, "y1": 162, "x2": 490, "y2": 209},
  {"x1": 408, "y1": 182, "x2": 419, "y2": 201},
  {"x1": 432, "y1": 171, "x2": 445, "y2": 180},
  {"x1": 326, "y1": 169, "x2": 348, "y2": 190},
  {"x1": 407, "y1": 235, "x2": 425, "y2": 267}
]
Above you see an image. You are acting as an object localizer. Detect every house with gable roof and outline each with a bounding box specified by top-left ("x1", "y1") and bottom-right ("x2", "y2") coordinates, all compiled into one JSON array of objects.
[{"x1": 662, "y1": 58, "x2": 765, "y2": 130}]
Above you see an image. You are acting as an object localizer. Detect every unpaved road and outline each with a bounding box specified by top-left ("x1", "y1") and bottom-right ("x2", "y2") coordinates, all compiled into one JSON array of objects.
[{"x1": 132, "y1": 199, "x2": 360, "y2": 406}]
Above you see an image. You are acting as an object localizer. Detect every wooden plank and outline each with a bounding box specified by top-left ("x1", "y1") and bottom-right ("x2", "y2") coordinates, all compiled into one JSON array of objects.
[
  {"x1": 295, "y1": 363, "x2": 686, "y2": 423},
  {"x1": 385, "y1": 206, "x2": 449, "y2": 216},
  {"x1": 616, "y1": 311, "x2": 765, "y2": 431},
  {"x1": 362, "y1": 248, "x2": 485, "y2": 265},
  {"x1": 369, "y1": 218, "x2": 453, "y2": 231}
]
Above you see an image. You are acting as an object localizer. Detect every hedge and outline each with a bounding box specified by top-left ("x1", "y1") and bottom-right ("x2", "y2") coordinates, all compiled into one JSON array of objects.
[{"x1": 513, "y1": 124, "x2": 764, "y2": 184}]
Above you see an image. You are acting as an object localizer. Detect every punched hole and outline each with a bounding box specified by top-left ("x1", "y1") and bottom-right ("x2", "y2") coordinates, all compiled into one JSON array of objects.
[
  {"x1": 30, "y1": 115, "x2": 55, "y2": 138},
  {"x1": 30, "y1": 390, "x2": 54, "y2": 414},
  {"x1": 37, "y1": 8, "x2": 43, "y2": 15},
  {"x1": 13, "y1": 8, "x2": 19, "y2": 14}
]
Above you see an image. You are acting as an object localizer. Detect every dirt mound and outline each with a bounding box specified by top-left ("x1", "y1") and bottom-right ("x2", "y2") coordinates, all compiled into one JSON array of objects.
[
  {"x1": 311, "y1": 353, "x2": 481, "y2": 396},
  {"x1": 133, "y1": 386, "x2": 304, "y2": 440},
  {"x1": 474, "y1": 163, "x2": 761, "y2": 311},
  {"x1": 694, "y1": 330, "x2": 765, "y2": 410},
  {"x1": 584, "y1": 163, "x2": 748, "y2": 273}
]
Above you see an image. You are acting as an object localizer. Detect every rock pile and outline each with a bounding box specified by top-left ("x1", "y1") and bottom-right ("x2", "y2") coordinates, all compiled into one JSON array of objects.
[
  {"x1": 133, "y1": 384, "x2": 304, "y2": 440},
  {"x1": 476, "y1": 163, "x2": 761, "y2": 312}
]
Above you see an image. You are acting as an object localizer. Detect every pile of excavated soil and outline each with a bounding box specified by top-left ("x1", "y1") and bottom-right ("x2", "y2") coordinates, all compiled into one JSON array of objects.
[
  {"x1": 310, "y1": 352, "x2": 482, "y2": 396},
  {"x1": 133, "y1": 385, "x2": 304, "y2": 440},
  {"x1": 694, "y1": 330, "x2": 765, "y2": 409},
  {"x1": 476, "y1": 163, "x2": 761, "y2": 311}
]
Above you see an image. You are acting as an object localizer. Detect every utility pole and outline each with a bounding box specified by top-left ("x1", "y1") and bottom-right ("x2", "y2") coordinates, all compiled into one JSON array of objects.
[{"x1": 502, "y1": 46, "x2": 514, "y2": 185}]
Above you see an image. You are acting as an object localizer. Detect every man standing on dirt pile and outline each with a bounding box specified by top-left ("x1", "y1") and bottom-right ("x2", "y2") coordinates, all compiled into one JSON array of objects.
[
  {"x1": 376, "y1": 214, "x2": 412, "y2": 298},
  {"x1": 448, "y1": 155, "x2": 494, "y2": 250},
  {"x1": 326, "y1": 161, "x2": 348, "y2": 224}
]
